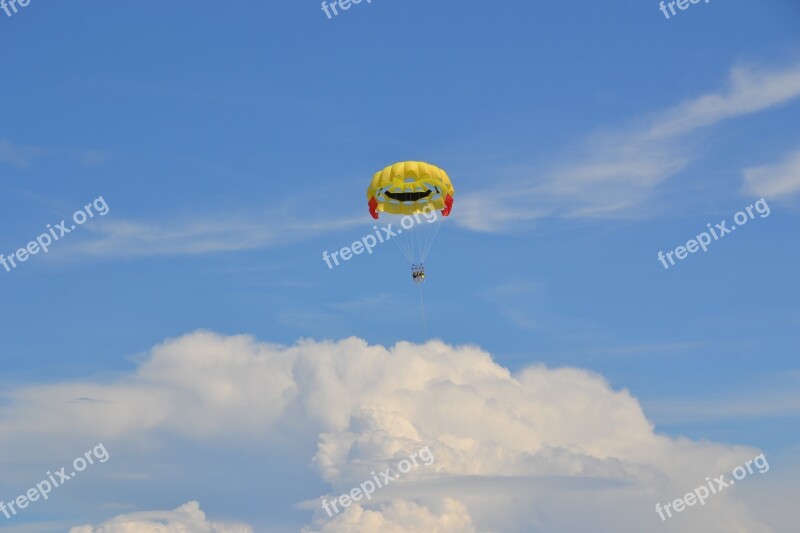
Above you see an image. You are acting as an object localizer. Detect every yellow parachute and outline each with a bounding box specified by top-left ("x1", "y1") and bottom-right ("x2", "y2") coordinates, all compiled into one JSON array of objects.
[
  {"x1": 367, "y1": 161, "x2": 454, "y2": 283},
  {"x1": 367, "y1": 161, "x2": 454, "y2": 219}
]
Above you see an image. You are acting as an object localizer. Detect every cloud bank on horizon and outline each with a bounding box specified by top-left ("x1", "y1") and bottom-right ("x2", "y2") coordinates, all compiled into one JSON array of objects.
[
  {"x1": 69, "y1": 501, "x2": 252, "y2": 533},
  {"x1": 0, "y1": 332, "x2": 784, "y2": 532}
]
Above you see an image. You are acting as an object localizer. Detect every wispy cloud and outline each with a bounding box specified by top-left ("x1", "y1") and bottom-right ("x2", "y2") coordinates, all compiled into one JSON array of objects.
[
  {"x1": 69, "y1": 213, "x2": 364, "y2": 258},
  {"x1": 0, "y1": 139, "x2": 47, "y2": 169},
  {"x1": 647, "y1": 371, "x2": 800, "y2": 423},
  {"x1": 550, "y1": 341, "x2": 706, "y2": 359},
  {"x1": 743, "y1": 147, "x2": 800, "y2": 198},
  {"x1": 0, "y1": 139, "x2": 111, "y2": 170},
  {"x1": 455, "y1": 62, "x2": 800, "y2": 232},
  {"x1": 648, "y1": 64, "x2": 800, "y2": 138}
]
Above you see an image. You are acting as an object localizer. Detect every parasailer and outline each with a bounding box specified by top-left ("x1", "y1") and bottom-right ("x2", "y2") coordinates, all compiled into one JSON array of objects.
[
  {"x1": 411, "y1": 264, "x2": 425, "y2": 283},
  {"x1": 366, "y1": 161, "x2": 454, "y2": 282}
]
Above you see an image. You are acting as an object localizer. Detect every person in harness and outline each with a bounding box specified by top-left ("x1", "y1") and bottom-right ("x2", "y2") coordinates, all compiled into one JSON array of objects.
[{"x1": 411, "y1": 264, "x2": 425, "y2": 283}]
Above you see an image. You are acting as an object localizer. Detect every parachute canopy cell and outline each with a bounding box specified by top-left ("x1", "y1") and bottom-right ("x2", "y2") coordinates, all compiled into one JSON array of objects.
[{"x1": 367, "y1": 161, "x2": 454, "y2": 219}]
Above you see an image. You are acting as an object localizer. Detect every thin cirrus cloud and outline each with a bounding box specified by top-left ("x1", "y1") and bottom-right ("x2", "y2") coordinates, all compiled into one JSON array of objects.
[
  {"x1": 0, "y1": 139, "x2": 48, "y2": 169},
  {"x1": 66, "y1": 213, "x2": 364, "y2": 258},
  {"x1": 0, "y1": 139, "x2": 111, "y2": 169},
  {"x1": 0, "y1": 332, "x2": 789, "y2": 532},
  {"x1": 455, "y1": 61, "x2": 800, "y2": 232},
  {"x1": 647, "y1": 370, "x2": 800, "y2": 424},
  {"x1": 743, "y1": 147, "x2": 800, "y2": 199}
]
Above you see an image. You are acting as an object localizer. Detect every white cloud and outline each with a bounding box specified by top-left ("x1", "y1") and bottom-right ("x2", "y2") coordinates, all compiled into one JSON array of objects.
[
  {"x1": 743, "y1": 148, "x2": 800, "y2": 198},
  {"x1": 648, "y1": 64, "x2": 800, "y2": 138},
  {"x1": 647, "y1": 371, "x2": 800, "y2": 424},
  {"x1": 456, "y1": 62, "x2": 800, "y2": 232},
  {"x1": 65, "y1": 213, "x2": 363, "y2": 258},
  {"x1": 0, "y1": 139, "x2": 47, "y2": 169},
  {"x1": 0, "y1": 139, "x2": 110, "y2": 170},
  {"x1": 69, "y1": 501, "x2": 252, "y2": 533},
  {"x1": 0, "y1": 333, "x2": 790, "y2": 532},
  {"x1": 303, "y1": 499, "x2": 476, "y2": 533}
]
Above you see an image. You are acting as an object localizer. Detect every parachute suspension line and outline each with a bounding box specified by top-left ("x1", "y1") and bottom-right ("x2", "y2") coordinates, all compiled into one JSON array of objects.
[
  {"x1": 389, "y1": 209, "x2": 445, "y2": 266},
  {"x1": 394, "y1": 239, "x2": 408, "y2": 262},
  {"x1": 405, "y1": 218, "x2": 416, "y2": 263},
  {"x1": 410, "y1": 222, "x2": 417, "y2": 260},
  {"x1": 418, "y1": 280, "x2": 429, "y2": 340},
  {"x1": 413, "y1": 221, "x2": 421, "y2": 262},
  {"x1": 420, "y1": 218, "x2": 443, "y2": 263},
  {"x1": 415, "y1": 220, "x2": 426, "y2": 262},
  {"x1": 418, "y1": 281, "x2": 443, "y2": 438},
  {"x1": 394, "y1": 229, "x2": 412, "y2": 263}
]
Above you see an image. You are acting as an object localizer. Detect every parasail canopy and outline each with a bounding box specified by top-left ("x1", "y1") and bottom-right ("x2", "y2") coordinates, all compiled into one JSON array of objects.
[{"x1": 367, "y1": 161, "x2": 454, "y2": 219}]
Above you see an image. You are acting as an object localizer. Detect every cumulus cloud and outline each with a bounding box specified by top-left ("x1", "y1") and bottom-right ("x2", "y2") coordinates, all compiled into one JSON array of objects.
[
  {"x1": 69, "y1": 501, "x2": 252, "y2": 533},
  {"x1": 302, "y1": 499, "x2": 476, "y2": 533},
  {"x1": 0, "y1": 332, "x2": 785, "y2": 532}
]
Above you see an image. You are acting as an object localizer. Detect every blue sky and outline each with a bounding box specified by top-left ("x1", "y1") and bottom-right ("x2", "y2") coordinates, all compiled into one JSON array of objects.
[{"x1": 1, "y1": 1, "x2": 799, "y2": 531}]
